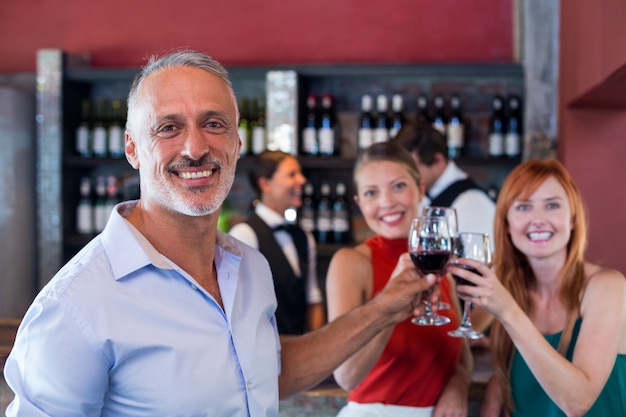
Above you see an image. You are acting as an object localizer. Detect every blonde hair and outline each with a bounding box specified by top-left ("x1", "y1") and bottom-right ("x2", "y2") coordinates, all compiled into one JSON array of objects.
[
  {"x1": 353, "y1": 142, "x2": 421, "y2": 192},
  {"x1": 490, "y1": 159, "x2": 588, "y2": 412}
]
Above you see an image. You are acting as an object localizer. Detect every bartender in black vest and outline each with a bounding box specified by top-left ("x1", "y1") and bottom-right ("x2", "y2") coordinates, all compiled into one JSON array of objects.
[
  {"x1": 393, "y1": 121, "x2": 495, "y2": 337},
  {"x1": 229, "y1": 151, "x2": 325, "y2": 335}
]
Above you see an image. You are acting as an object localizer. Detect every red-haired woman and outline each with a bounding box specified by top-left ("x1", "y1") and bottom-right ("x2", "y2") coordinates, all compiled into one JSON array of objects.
[{"x1": 449, "y1": 159, "x2": 626, "y2": 416}]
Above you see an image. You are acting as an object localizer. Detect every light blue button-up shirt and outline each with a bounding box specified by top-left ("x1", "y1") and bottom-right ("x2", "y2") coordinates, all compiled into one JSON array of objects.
[{"x1": 4, "y1": 201, "x2": 281, "y2": 417}]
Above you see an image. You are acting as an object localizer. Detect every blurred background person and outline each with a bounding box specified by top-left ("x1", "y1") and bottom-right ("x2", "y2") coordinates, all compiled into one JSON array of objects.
[
  {"x1": 326, "y1": 142, "x2": 472, "y2": 417},
  {"x1": 229, "y1": 150, "x2": 325, "y2": 335}
]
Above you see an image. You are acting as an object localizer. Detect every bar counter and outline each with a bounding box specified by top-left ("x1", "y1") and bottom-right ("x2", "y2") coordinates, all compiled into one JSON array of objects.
[{"x1": 279, "y1": 346, "x2": 493, "y2": 417}]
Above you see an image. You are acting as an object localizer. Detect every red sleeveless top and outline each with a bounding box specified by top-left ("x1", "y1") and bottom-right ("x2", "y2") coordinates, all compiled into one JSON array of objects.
[{"x1": 348, "y1": 235, "x2": 462, "y2": 407}]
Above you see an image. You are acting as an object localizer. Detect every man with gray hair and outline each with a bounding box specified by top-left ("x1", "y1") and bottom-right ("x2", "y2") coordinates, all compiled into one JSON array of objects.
[{"x1": 4, "y1": 49, "x2": 437, "y2": 416}]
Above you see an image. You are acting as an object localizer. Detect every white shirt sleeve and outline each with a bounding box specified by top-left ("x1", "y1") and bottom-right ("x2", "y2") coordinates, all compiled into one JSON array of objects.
[
  {"x1": 452, "y1": 190, "x2": 496, "y2": 249},
  {"x1": 228, "y1": 222, "x2": 259, "y2": 249}
]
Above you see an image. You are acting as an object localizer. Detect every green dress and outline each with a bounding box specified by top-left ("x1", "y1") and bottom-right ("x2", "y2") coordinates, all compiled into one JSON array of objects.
[{"x1": 511, "y1": 318, "x2": 626, "y2": 416}]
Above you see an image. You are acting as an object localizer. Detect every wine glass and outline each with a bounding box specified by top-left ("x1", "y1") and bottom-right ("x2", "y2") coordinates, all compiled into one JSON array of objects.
[
  {"x1": 447, "y1": 232, "x2": 492, "y2": 339},
  {"x1": 421, "y1": 206, "x2": 459, "y2": 310},
  {"x1": 408, "y1": 216, "x2": 453, "y2": 326}
]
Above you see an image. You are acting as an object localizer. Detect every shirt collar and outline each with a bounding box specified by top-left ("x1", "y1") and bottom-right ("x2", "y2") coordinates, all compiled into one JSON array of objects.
[
  {"x1": 101, "y1": 200, "x2": 244, "y2": 281},
  {"x1": 255, "y1": 203, "x2": 287, "y2": 228},
  {"x1": 428, "y1": 160, "x2": 468, "y2": 199}
]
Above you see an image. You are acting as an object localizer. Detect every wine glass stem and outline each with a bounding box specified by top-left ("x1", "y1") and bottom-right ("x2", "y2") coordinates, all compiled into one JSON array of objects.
[
  {"x1": 422, "y1": 288, "x2": 434, "y2": 314},
  {"x1": 461, "y1": 300, "x2": 473, "y2": 328}
]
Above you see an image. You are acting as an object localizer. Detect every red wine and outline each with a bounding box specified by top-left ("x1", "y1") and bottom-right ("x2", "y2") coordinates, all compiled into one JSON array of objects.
[
  {"x1": 451, "y1": 263, "x2": 480, "y2": 286},
  {"x1": 410, "y1": 250, "x2": 451, "y2": 275}
]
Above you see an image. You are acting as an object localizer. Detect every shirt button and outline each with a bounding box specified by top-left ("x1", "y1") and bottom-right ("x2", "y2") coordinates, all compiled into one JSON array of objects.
[{"x1": 247, "y1": 381, "x2": 252, "y2": 390}]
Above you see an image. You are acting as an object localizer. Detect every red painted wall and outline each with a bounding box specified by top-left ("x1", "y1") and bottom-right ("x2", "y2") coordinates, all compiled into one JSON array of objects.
[
  {"x1": 560, "y1": 1, "x2": 626, "y2": 274},
  {"x1": 0, "y1": 0, "x2": 513, "y2": 73}
]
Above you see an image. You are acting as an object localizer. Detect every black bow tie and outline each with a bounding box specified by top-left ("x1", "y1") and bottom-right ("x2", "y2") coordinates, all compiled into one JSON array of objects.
[{"x1": 273, "y1": 223, "x2": 298, "y2": 234}]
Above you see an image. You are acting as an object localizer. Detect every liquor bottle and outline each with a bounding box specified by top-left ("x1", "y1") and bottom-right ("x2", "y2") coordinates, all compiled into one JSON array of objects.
[
  {"x1": 251, "y1": 97, "x2": 266, "y2": 155},
  {"x1": 332, "y1": 182, "x2": 351, "y2": 244},
  {"x1": 103, "y1": 175, "x2": 119, "y2": 222},
  {"x1": 318, "y1": 93, "x2": 336, "y2": 156},
  {"x1": 76, "y1": 177, "x2": 94, "y2": 235},
  {"x1": 299, "y1": 182, "x2": 316, "y2": 235},
  {"x1": 301, "y1": 93, "x2": 319, "y2": 156},
  {"x1": 76, "y1": 98, "x2": 93, "y2": 158},
  {"x1": 316, "y1": 182, "x2": 333, "y2": 244},
  {"x1": 505, "y1": 95, "x2": 522, "y2": 158},
  {"x1": 374, "y1": 94, "x2": 390, "y2": 143},
  {"x1": 107, "y1": 99, "x2": 125, "y2": 158},
  {"x1": 446, "y1": 95, "x2": 464, "y2": 159},
  {"x1": 432, "y1": 95, "x2": 447, "y2": 136},
  {"x1": 416, "y1": 94, "x2": 431, "y2": 124},
  {"x1": 237, "y1": 97, "x2": 251, "y2": 156},
  {"x1": 93, "y1": 176, "x2": 108, "y2": 233},
  {"x1": 92, "y1": 98, "x2": 108, "y2": 158},
  {"x1": 358, "y1": 94, "x2": 375, "y2": 151},
  {"x1": 389, "y1": 94, "x2": 404, "y2": 139},
  {"x1": 488, "y1": 95, "x2": 505, "y2": 158}
]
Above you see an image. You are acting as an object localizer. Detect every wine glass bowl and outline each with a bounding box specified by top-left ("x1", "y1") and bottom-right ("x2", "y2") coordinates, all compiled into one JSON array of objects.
[
  {"x1": 408, "y1": 216, "x2": 453, "y2": 326},
  {"x1": 448, "y1": 232, "x2": 492, "y2": 339},
  {"x1": 421, "y1": 206, "x2": 459, "y2": 310}
]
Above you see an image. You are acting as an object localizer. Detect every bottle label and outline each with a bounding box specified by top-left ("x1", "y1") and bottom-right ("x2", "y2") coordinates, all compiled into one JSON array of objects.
[
  {"x1": 300, "y1": 214, "x2": 315, "y2": 233},
  {"x1": 252, "y1": 126, "x2": 266, "y2": 154},
  {"x1": 332, "y1": 213, "x2": 350, "y2": 232},
  {"x1": 358, "y1": 128, "x2": 373, "y2": 150},
  {"x1": 76, "y1": 204, "x2": 94, "y2": 235},
  {"x1": 505, "y1": 132, "x2": 521, "y2": 157},
  {"x1": 318, "y1": 128, "x2": 334, "y2": 155},
  {"x1": 447, "y1": 124, "x2": 464, "y2": 148},
  {"x1": 302, "y1": 127, "x2": 317, "y2": 155},
  {"x1": 374, "y1": 128, "x2": 388, "y2": 143},
  {"x1": 92, "y1": 126, "x2": 108, "y2": 157},
  {"x1": 108, "y1": 125, "x2": 124, "y2": 157},
  {"x1": 317, "y1": 210, "x2": 332, "y2": 231},
  {"x1": 489, "y1": 133, "x2": 504, "y2": 157},
  {"x1": 76, "y1": 125, "x2": 91, "y2": 157}
]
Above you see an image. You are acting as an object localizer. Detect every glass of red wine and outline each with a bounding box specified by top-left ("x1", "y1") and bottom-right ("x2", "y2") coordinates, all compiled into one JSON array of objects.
[
  {"x1": 421, "y1": 206, "x2": 459, "y2": 310},
  {"x1": 408, "y1": 216, "x2": 453, "y2": 326},
  {"x1": 448, "y1": 232, "x2": 492, "y2": 339}
]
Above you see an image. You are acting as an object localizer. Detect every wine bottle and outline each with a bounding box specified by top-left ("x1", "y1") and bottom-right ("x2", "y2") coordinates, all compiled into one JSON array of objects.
[
  {"x1": 374, "y1": 94, "x2": 389, "y2": 143},
  {"x1": 505, "y1": 95, "x2": 522, "y2": 158},
  {"x1": 332, "y1": 182, "x2": 351, "y2": 244},
  {"x1": 76, "y1": 98, "x2": 93, "y2": 158},
  {"x1": 318, "y1": 93, "x2": 336, "y2": 156},
  {"x1": 76, "y1": 177, "x2": 94, "y2": 235},
  {"x1": 107, "y1": 99, "x2": 125, "y2": 158},
  {"x1": 92, "y1": 98, "x2": 108, "y2": 158},
  {"x1": 251, "y1": 97, "x2": 266, "y2": 155},
  {"x1": 488, "y1": 95, "x2": 505, "y2": 158},
  {"x1": 299, "y1": 182, "x2": 316, "y2": 234},
  {"x1": 389, "y1": 94, "x2": 404, "y2": 139},
  {"x1": 93, "y1": 176, "x2": 108, "y2": 233},
  {"x1": 432, "y1": 95, "x2": 447, "y2": 136},
  {"x1": 316, "y1": 182, "x2": 333, "y2": 244},
  {"x1": 446, "y1": 95, "x2": 464, "y2": 159},
  {"x1": 301, "y1": 93, "x2": 319, "y2": 156},
  {"x1": 237, "y1": 97, "x2": 251, "y2": 157},
  {"x1": 416, "y1": 94, "x2": 431, "y2": 124},
  {"x1": 358, "y1": 94, "x2": 374, "y2": 151}
]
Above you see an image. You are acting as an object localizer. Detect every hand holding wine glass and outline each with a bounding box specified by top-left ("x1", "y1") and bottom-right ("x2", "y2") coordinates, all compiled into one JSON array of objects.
[
  {"x1": 408, "y1": 216, "x2": 453, "y2": 326},
  {"x1": 447, "y1": 232, "x2": 492, "y2": 339}
]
